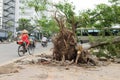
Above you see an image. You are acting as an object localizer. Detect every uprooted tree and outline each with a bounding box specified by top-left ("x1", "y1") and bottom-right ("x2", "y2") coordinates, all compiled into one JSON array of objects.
[
  {"x1": 51, "y1": 6, "x2": 120, "y2": 65},
  {"x1": 50, "y1": 2, "x2": 98, "y2": 65},
  {"x1": 52, "y1": 11, "x2": 76, "y2": 61},
  {"x1": 52, "y1": 11, "x2": 120, "y2": 65},
  {"x1": 51, "y1": 11, "x2": 97, "y2": 65}
]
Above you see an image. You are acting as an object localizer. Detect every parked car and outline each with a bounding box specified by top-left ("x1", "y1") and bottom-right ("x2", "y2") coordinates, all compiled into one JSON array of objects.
[{"x1": 0, "y1": 29, "x2": 8, "y2": 42}]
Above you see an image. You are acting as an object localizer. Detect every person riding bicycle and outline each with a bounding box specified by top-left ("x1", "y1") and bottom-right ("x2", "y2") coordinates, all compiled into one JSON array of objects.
[{"x1": 19, "y1": 29, "x2": 30, "y2": 49}]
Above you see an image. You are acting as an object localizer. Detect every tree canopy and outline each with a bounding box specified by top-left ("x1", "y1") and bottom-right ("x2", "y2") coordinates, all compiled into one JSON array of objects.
[
  {"x1": 20, "y1": 0, "x2": 120, "y2": 33},
  {"x1": 17, "y1": 18, "x2": 34, "y2": 33},
  {"x1": 78, "y1": 0, "x2": 120, "y2": 28}
]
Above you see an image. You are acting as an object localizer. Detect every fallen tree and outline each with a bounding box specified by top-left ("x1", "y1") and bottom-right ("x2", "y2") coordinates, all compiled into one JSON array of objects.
[
  {"x1": 89, "y1": 37, "x2": 120, "y2": 49},
  {"x1": 51, "y1": 9, "x2": 120, "y2": 65},
  {"x1": 52, "y1": 11, "x2": 97, "y2": 65}
]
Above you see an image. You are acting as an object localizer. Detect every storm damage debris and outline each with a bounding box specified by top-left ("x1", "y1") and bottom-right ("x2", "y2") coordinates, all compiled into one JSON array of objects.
[{"x1": 51, "y1": 11, "x2": 97, "y2": 65}]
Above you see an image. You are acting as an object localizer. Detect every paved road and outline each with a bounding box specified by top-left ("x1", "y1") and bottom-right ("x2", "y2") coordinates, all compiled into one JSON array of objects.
[{"x1": 0, "y1": 42, "x2": 53, "y2": 64}]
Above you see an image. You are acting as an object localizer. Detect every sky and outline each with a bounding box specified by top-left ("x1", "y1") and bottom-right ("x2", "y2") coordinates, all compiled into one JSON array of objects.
[
  {"x1": 53, "y1": 0, "x2": 110, "y2": 14},
  {"x1": 69, "y1": 0, "x2": 109, "y2": 10}
]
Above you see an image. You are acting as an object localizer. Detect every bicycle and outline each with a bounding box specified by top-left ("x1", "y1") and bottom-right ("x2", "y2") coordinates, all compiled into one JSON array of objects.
[
  {"x1": 17, "y1": 40, "x2": 35, "y2": 57},
  {"x1": 41, "y1": 41, "x2": 47, "y2": 47}
]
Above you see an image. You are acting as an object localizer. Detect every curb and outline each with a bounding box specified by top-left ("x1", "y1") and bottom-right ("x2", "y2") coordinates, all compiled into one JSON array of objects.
[
  {"x1": 0, "y1": 53, "x2": 42, "y2": 67},
  {"x1": 0, "y1": 56, "x2": 26, "y2": 67}
]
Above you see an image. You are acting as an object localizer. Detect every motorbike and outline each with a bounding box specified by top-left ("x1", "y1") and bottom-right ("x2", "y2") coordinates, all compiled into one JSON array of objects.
[{"x1": 41, "y1": 41, "x2": 47, "y2": 47}]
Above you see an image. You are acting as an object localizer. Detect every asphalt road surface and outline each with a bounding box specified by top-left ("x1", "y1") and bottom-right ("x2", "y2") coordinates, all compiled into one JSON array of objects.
[{"x1": 0, "y1": 42, "x2": 53, "y2": 64}]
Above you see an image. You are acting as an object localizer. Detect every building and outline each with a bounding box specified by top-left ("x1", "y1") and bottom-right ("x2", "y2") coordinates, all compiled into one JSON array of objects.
[
  {"x1": 0, "y1": 0, "x2": 50, "y2": 38},
  {"x1": 0, "y1": 0, "x2": 34, "y2": 37},
  {"x1": 0, "y1": 0, "x2": 3, "y2": 29},
  {"x1": 2, "y1": 0, "x2": 16, "y2": 31},
  {"x1": 0, "y1": 0, "x2": 17, "y2": 38}
]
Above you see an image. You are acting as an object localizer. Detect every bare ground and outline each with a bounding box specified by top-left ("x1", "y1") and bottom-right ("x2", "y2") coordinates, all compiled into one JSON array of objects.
[{"x1": 0, "y1": 55, "x2": 120, "y2": 80}]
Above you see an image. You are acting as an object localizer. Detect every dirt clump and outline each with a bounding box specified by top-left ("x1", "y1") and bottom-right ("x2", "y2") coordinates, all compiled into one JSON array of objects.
[{"x1": 0, "y1": 63, "x2": 23, "y2": 74}]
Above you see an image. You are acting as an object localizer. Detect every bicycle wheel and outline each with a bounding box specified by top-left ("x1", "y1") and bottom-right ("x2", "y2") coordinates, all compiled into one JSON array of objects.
[
  {"x1": 28, "y1": 44, "x2": 34, "y2": 55},
  {"x1": 18, "y1": 45, "x2": 26, "y2": 57}
]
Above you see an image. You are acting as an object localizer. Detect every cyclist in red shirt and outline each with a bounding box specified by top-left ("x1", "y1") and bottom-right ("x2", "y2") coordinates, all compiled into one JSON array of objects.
[{"x1": 19, "y1": 29, "x2": 30, "y2": 49}]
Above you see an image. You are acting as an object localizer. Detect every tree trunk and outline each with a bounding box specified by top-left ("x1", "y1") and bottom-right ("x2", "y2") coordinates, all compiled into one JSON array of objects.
[{"x1": 89, "y1": 37, "x2": 120, "y2": 49}]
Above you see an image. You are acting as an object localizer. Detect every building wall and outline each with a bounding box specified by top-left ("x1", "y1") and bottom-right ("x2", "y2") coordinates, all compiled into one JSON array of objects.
[
  {"x1": 2, "y1": 0, "x2": 16, "y2": 33},
  {"x1": 0, "y1": 0, "x2": 3, "y2": 29}
]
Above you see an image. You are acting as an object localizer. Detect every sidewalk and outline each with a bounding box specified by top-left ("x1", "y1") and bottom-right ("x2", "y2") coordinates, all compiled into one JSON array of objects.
[{"x1": 0, "y1": 56, "x2": 120, "y2": 80}]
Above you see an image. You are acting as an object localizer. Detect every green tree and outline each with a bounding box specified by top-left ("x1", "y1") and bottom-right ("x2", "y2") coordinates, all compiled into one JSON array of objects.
[
  {"x1": 78, "y1": 10, "x2": 92, "y2": 28},
  {"x1": 26, "y1": 0, "x2": 59, "y2": 36},
  {"x1": 37, "y1": 17, "x2": 59, "y2": 35},
  {"x1": 27, "y1": 0, "x2": 48, "y2": 18},
  {"x1": 109, "y1": 0, "x2": 120, "y2": 24},
  {"x1": 17, "y1": 18, "x2": 34, "y2": 33},
  {"x1": 78, "y1": 0, "x2": 120, "y2": 28}
]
